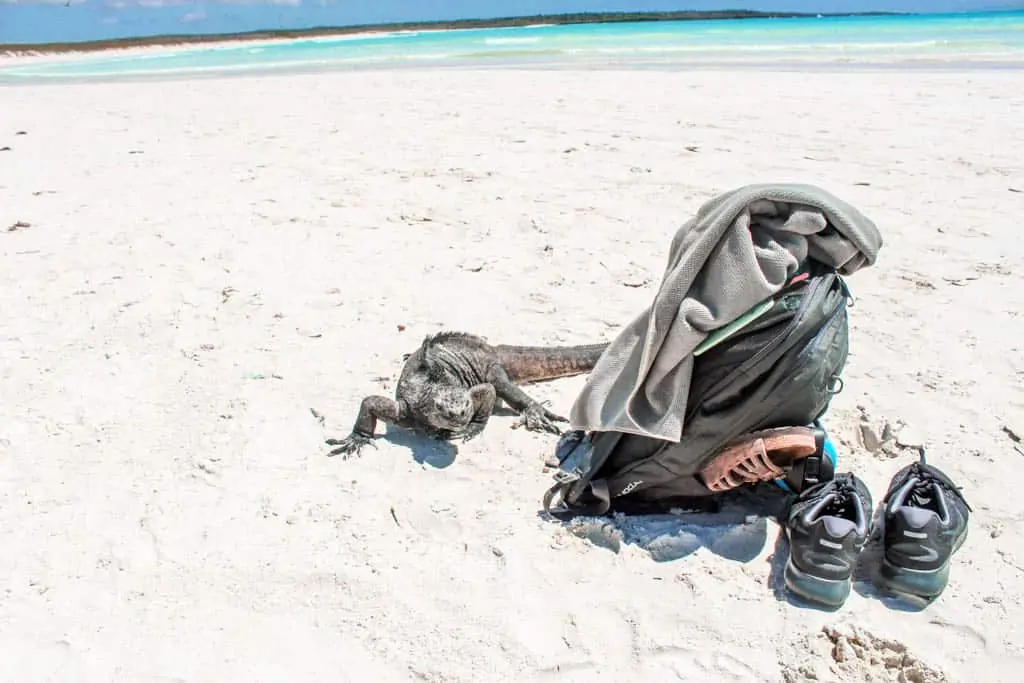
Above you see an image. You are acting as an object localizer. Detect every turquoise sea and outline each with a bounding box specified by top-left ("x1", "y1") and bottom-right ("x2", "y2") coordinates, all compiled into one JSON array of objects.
[{"x1": 2, "y1": 11, "x2": 1023, "y2": 83}]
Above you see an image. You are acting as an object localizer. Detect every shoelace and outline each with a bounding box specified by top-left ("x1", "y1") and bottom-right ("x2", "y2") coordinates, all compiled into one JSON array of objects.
[
  {"x1": 832, "y1": 480, "x2": 866, "y2": 513},
  {"x1": 908, "y1": 449, "x2": 972, "y2": 512},
  {"x1": 913, "y1": 469, "x2": 972, "y2": 512},
  {"x1": 798, "y1": 476, "x2": 859, "y2": 515}
]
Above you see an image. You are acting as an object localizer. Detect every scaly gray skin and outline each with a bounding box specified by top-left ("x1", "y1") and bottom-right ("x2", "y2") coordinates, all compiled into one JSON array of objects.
[{"x1": 325, "y1": 331, "x2": 609, "y2": 458}]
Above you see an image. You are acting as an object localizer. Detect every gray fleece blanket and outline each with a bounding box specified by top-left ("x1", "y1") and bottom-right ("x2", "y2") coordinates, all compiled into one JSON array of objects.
[{"x1": 569, "y1": 182, "x2": 883, "y2": 442}]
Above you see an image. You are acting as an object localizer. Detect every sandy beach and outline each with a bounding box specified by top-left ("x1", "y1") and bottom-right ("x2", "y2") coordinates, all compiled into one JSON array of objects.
[{"x1": 2, "y1": 65, "x2": 1023, "y2": 682}]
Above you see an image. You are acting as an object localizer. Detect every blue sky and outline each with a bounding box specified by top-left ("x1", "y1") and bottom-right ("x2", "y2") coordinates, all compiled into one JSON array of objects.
[{"x1": 0, "y1": 1, "x2": 1019, "y2": 44}]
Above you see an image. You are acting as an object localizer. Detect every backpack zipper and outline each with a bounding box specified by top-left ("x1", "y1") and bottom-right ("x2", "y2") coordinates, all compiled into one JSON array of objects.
[{"x1": 691, "y1": 272, "x2": 842, "y2": 414}]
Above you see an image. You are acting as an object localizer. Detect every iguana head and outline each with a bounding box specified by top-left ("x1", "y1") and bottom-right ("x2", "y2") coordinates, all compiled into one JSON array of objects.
[
  {"x1": 403, "y1": 337, "x2": 479, "y2": 435},
  {"x1": 418, "y1": 385, "x2": 475, "y2": 433}
]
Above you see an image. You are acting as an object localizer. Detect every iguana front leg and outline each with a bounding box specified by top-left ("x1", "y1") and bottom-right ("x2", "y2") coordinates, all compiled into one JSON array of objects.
[
  {"x1": 453, "y1": 383, "x2": 498, "y2": 442},
  {"x1": 325, "y1": 395, "x2": 406, "y2": 459},
  {"x1": 484, "y1": 365, "x2": 567, "y2": 435}
]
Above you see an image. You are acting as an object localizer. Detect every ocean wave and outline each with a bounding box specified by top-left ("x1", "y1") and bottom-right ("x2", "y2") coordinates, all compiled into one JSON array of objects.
[
  {"x1": 492, "y1": 23, "x2": 557, "y2": 30},
  {"x1": 483, "y1": 37, "x2": 542, "y2": 45},
  {"x1": 300, "y1": 30, "x2": 422, "y2": 44},
  {"x1": 455, "y1": 48, "x2": 567, "y2": 60},
  {"x1": 570, "y1": 39, "x2": 1017, "y2": 55}
]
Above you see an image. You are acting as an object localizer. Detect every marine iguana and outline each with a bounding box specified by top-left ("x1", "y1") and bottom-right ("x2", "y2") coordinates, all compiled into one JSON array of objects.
[{"x1": 325, "y1": 331, "x2": 609, "y2": 458}]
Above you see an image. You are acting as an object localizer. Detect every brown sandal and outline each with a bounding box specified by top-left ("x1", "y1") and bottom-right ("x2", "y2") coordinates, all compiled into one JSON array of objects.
[{"x1": 699, "y1": 426, "x2": 820, "y2": 493}]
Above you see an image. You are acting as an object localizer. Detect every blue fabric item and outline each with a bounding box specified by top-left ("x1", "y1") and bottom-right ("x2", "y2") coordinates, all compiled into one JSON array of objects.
[{"x1": 823, "y1": 436, "x2": 838, "y2": 468}]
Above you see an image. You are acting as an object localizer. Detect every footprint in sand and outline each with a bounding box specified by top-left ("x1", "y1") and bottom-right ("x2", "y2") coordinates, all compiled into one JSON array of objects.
[
  {"x1": 644, "y1": 646, "x2": 764, "y2": 681},
  {"x1": 526, "y1": 607, "x2": 764, "y2": 682}
]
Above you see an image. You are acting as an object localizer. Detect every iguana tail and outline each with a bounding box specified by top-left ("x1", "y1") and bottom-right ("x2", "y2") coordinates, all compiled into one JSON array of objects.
[{"x1": 495, "y1": 342, "x2": 610, "y2": 384}]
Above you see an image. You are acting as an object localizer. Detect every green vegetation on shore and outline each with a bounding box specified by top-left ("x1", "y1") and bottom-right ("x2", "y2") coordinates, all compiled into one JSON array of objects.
[{"x1": 2, "y1": 9, "x2": 904, "y2": 54}]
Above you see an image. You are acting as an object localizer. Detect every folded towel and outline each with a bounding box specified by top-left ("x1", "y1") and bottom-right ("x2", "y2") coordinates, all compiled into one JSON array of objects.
[{"x1": 569, "y1": 182, "x2": 883, "y2": 442}]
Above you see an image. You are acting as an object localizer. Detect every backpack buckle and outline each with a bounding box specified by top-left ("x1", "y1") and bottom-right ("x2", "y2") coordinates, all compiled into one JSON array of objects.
[
  {"x1": 551, "y1": 430, "x2": 589, "y2": 484},
  {"x1": 781, "y1": 425, "x2": 835, "y2": 494},
  {"x1": 553, "y1": 468, "x2": 582, "y2": 485},
  {"x1": 543, "y1": 478, "x2": 612, "y2": 518}
]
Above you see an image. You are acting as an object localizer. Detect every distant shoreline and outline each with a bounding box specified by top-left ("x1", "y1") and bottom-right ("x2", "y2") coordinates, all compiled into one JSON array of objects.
[{"x1": 1, "y1": 10, "x2": 906, "y2": 56}]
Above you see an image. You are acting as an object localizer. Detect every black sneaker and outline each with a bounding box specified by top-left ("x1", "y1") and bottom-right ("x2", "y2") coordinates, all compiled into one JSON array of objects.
[
  {"x1": 784, "y1": 472, "x2": 873, "y2": 607},
  {"x1": 878, "y1": 451, "x2": 971, "y2": 600}
]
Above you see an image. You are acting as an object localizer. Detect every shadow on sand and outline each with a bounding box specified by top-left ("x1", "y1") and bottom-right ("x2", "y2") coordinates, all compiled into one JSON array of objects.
[
  {"x1": 377, "y1": 404, "x2": 522, "y2": 469},
  {"x1": 380, "y1": 424, "x2": 458, "y2": 469},
  {"x1": 541, "y1": 485, "x2": 793, "y2": 564},
  {"x1": 543, "y1": 485, "x2": 934, "y2": 612}
]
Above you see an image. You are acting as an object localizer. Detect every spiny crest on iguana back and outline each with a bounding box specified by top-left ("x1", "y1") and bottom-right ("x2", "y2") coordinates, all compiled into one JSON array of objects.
[
  {"x1": 401, "y1": 330, "x2": 488, "y2": 363},
  {"x1": 416, "y1": 330, "x2": 492, "y2": 385},
  {"x1": 395, "y1": 332, "x2": 480, "y2": 393},
  {"x1": 422, "y1": 330, "x2": 489, "y2": 348}
]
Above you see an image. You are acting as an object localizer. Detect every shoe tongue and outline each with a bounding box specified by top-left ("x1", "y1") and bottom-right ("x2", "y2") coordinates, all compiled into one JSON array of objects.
[
  {"x1": 889, "y1": 470, "x2": 923, "y2": 508},
  {"x1": 908, "y1": 480, "x2": 941, "y2": 513}
]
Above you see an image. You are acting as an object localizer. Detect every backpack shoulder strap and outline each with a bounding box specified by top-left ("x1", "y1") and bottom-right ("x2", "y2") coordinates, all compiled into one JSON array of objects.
[
  {"x1": 542, "y1": 430, "x2": 622, "y2": 517},
  {"x1": 543, "y1": 478, "x2": 611, "y2": 518}
]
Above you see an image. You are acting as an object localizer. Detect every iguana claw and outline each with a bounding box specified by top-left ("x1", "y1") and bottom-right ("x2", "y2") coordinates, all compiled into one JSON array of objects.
[
  {"x1": 325, "y1": 433, "x2": 377, "y2": 459},
  {"x1": 457, "y1": 421, "x2": 487, "y2": 442},
  {"x1": 516, "y1": 405, "x2": 567, "y2": 435}
]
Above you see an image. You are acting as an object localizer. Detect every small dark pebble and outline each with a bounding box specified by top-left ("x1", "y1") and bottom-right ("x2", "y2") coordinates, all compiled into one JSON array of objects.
[
  {"x1": 854, "y1": 182, "x2": 871, "y2": 186},
  {"x1": 0, "y1": 146, "x2": 11, "y2": 152},
  {"x1": 1010, "y1": 187, "x2": 1022, "y2": 193},
  {"x1": 6, "y1": 221, "x2": 31, "y2": 232},
  {"x1": 15, "y1": 131, "x2": 26, "y2": 136},
  {"x1": 1002, "y1": 425, "x2": 1021, "y2": 443}
]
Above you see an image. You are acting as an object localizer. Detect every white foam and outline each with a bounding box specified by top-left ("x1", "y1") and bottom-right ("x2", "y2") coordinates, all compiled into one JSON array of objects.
[{"x1": 483, "y1": 37, "x2": 542, "y2": 46}]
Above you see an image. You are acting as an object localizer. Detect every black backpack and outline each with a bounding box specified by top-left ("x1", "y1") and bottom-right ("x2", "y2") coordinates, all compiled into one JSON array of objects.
[{"x1": 543, "y1": 261, "x2": 852, "y2": 517}]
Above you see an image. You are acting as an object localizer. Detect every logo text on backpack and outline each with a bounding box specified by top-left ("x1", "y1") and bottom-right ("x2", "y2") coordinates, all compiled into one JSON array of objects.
[{"x1": 619, "y1": 480, "x2": 644, "y2": 496}]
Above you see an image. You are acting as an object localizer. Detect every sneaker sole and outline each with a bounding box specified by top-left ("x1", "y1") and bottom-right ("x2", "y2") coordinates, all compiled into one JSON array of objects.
[
  {"x1": 878, "y1": 531, "x2": 965, "y2": 599},
  {"x1": 701, "y1": 427, "x2": 819, "y2": 493},
  {"x1": 783, "y1": 558, "x2": 852, "y2": 608},
  {"x1": 878, "y1": 558, "x2": 950, "y2": 599}
]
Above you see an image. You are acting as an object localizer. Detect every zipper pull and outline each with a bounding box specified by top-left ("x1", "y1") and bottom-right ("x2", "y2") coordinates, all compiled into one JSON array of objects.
[{"x1": 837, "y1": 274, "x2": 855, "y2": 308}]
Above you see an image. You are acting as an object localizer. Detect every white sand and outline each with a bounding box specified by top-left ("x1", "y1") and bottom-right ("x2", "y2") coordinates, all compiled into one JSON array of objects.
[{"x1": 2, "y1": 67, "x2": 1023, "y2": 682}]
